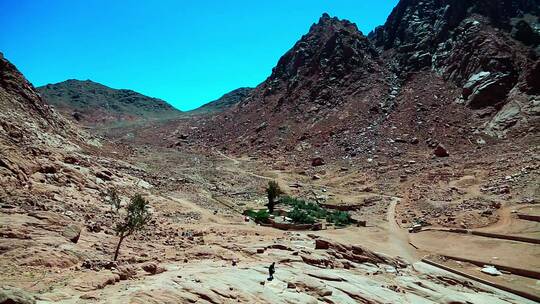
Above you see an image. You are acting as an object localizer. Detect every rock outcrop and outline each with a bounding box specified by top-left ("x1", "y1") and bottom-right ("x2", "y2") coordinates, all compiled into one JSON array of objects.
[
  {"x1": 0, "y1": 286, "x2": 36, "y2": 304},
  {"x1": 370, "y1": 0, "x2": 540, "y2": 135}
]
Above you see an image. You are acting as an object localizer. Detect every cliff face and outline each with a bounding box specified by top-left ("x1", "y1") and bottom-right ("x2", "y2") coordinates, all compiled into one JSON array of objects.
[{"x1": 369, "y1": 0, "x2": 540, "y2": 134}]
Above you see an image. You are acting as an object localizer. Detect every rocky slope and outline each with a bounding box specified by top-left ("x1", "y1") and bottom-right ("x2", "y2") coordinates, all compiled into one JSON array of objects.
[
  {"x1": 184, "y1": 13, "x2": 391, "y2": 159},
  {"x1": 37, "y1": 79, "x2": 181, "y2": 126},
  {"x1": 370, "y1": 0, "x2": 540, "y2": 136},
  {"x1": 0, "y1": 53, "x2": 83, "y2": 192},
  {"x1": 0, "y1": 53, "x2": 177, "y2": 302},
  {"x1": 192, "y1": 87, "x2": 254, "y2": 113},
  {"x1": 172, "y1": 1, "x2": 538, "y2": 163}
]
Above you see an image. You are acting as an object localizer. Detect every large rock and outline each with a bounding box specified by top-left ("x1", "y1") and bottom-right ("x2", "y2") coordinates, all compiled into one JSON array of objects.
[
  {"x1": 311, "y1": 157, "x2": 325, "y2": 167},
  {"x1": 433, "y1": 144, "x2": 449, "y2": 157},
  {"x1": 314, "y1": 238, "x2": 407, "y2": 268},
  {"x1": 115, "y1": 265, "x2": 138, "y2": 280},
  {"x1": 142, "y1": 262, "x2": 166, "y2": 275},
  {"x1": 62, "y1": 224, "x2": 82, "y2": 243},
  {"x1": 0, "y1": 286, "x2": 36, "y2": 304},
  {"x1": 462, "y1": 72, "x2": 515, "y2": 109},
  {"x1": 71, "y1": 271, "x2": 120, "y2": 291}
]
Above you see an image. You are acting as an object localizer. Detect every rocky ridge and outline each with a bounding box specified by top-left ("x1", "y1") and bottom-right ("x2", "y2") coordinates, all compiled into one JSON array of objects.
[
  {"x1": 370, "y1": 0, "x2": 540, "y2": 135},
  {"x1": 37, "y1": 79, "x2": 181, "y2": 126},
  {"x1": 193, "y1": 87, "x2": 254, "y2": 113}
]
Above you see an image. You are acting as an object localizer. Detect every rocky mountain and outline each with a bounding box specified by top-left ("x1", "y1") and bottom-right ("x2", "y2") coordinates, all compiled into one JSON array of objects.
[
  {"x1": 184, "y1": 13, "x2": 391, "y2": 158},
  {"x1": 179, "y1": 1, "x2": 539, "y2": 161},
  {"x1": 37, "y1": 80, "x2": 181, "y2": 126},
  {"x1": 370, "y1": 0, "x2": 540, "y2": 134},
  {"x1": 1, "y1": 2, "x2": 540, "y2": 303},
  {"x1": 193, "y1": 87, "x2": 254, "y2": 113}
]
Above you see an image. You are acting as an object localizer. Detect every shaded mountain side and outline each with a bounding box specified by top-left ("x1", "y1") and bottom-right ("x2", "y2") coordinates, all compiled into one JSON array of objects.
[
  {"x1": 37, "y1": 80, "x2": 181, "y2": 126},
  {"x1": 192, "y1": 87, "x2": 254, "y2": 114},
  {"x1": 369, "y1": 0, "x2": 540, "y2": 135},
  {"x1": 165, "y1": 2, "x2": 539, "y2": 162}
]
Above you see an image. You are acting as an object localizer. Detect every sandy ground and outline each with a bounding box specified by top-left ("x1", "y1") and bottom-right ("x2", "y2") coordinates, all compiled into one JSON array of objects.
[{"x1": 1, "y1": 143, "x2": 539, "y2": 303}]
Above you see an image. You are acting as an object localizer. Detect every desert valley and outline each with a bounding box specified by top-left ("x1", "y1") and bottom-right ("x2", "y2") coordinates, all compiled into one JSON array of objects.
[{"x1": 1, "y1": 0, "x2": 539, "y2": 303}]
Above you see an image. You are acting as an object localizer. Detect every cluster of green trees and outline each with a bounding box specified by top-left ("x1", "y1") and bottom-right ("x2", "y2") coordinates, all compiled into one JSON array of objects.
[
  {"x1": 245, "y1": 182, "x2": 354, "y2": 226},
  {"x1": 282, "y1": 196, "x2": 353, "y2": 226},
  {"x1": 244, "y1": 209, "x2": 270, "y2": 223}
]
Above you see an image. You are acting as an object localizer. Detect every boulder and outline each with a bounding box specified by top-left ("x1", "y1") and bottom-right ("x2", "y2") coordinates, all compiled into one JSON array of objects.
[
  {"x1": 95, "y1": 170, "x2": 113, "y2": 181},
  {"x1": 311, "y1": 157, "x2": 325, "y2": 167},
  {"x1": 0, "y1": 286, "x2": 35, "y2": 304},
  {"x1": 142, "y1": 262, "x2": 166, "y2": 275},
  {"x1": 71, "y1": 271, "x2": 120, "y2": 291},
  {"x1": 462, "y1": 72, "x2": 515, "y2": 109},
  {"x1": 315, "y1": 239, "x2": 330, "y2": 250},
  {"x1": 314, "y1": 238, "x2": 407, "y2": 268},
  {"x1": 62, "y1": 224, "x2": 82, "y2": 243},
  {"x1": 116, "y1": 265, "x2": 138, "y2": 280},
  {"x1": 63, "y1": 156, "x2": 79, "y2": 164},
  {"x1": 433, "y1": 144, "x2": 449, "y2": 157}
]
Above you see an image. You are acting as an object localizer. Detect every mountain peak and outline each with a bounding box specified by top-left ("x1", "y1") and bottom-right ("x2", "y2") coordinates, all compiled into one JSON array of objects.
[
  {"x1": 311, "y1": 13, "x2": 362, "y2": 36},
  {"x1": 269, "y1": 14, "x2": 376, "y2": 82}
]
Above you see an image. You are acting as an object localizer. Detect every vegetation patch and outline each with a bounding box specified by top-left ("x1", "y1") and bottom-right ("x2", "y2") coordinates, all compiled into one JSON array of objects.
[
  {"x1": 245, "y1": 209, "x2": 270, "y2": 224},
  {"x1": 281, "y1": 196, "x2": 354, "y2": 226}
]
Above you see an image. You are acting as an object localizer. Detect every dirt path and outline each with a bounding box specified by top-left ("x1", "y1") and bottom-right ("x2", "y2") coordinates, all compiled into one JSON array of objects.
[
  {"x1": 478, "y1": 204, "x2": 539, "y2": 236},
  {"x1": 214, "y1": 149, "x2": 241, "y2": 166},
  {"x1": 162, "y1": 194, "x2": 231, "y2": 224},
  {"x1": 387, "y1": 197, "x2": 418, "y2": 262}
]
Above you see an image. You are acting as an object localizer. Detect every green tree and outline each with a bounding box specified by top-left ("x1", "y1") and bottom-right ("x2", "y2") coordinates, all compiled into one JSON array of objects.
[
  {"x1": 265, "y1": 181, "x2": 282, "y2": 214},
  {"x1": 288, "y1": 207, "x2": 315, "y2": 224},
  {"x1": 113, "y1": 194, "x2": 151, "y2": 261}
]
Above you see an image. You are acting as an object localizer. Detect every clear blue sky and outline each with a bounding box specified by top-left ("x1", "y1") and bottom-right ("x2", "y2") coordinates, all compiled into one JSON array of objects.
[{"x1": 0, "y1": 0, "x2": 398, "y2": 111}]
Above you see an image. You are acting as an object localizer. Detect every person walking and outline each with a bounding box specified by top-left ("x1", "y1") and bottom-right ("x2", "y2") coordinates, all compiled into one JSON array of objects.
[{"x1": 268, "y1": 262, "x2": 275, "y2": 281}]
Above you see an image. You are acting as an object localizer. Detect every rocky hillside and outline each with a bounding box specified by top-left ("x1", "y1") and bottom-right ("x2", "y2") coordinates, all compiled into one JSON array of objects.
[
  {"x1": 370, "y1": 0, "x2": 540, "y2": 135},
  {"x1": 185, "y1": 13, "x2": 391, "y2": 158},
  {"x1": 0, "y1": 52, "x2": 80, "y2": 192},
  {"x1": 38, "y1": 80, "x2": 181, "y2": 126},
  {"x1": 176, "y1": 1, "x2": 539, "y2": 162},
  {"x1": 0, "y1": 52, "x2": 150, "y2": 204},
  {"x1": 192, "y1": 87, "x2": 254, "y2": 113}
]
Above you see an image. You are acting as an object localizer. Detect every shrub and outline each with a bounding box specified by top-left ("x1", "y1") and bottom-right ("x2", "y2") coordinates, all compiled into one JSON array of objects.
[
  {"x1": 287, "y1": 207, "x2": 316, "y2": 224},
  {"x1": 245, "y1": 209, "x2": 270, "y2": 223},
  {"x1": 327, "y1": 211, "x2": 353, "y2": 226},
  {"x1": 282, "y1": 196, "x2": 327, "y2": 219},
  {"x1": 105, "y1": 188, "x2": 121, "y2": 211},
  {"x1": 283, "y1": 195, "x2": 353, "y2": 226}
]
